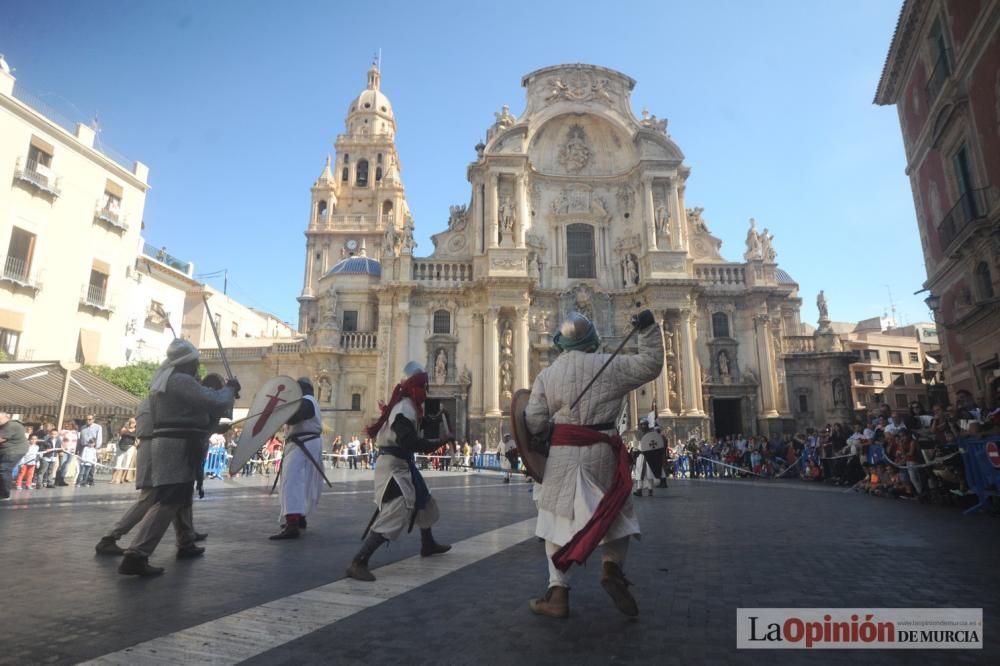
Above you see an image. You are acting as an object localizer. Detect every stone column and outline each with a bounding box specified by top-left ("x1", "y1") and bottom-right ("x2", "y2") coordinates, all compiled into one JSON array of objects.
[
  {"x1": 643, "y1": 176, "x2": 657, "y2": 251},
  {"x1": 484, "y1": 306, "x2": 501, "y2": 417},
  {"x1": 302, "y1": 241, "x2": 315, "y2": 297},
  {"x1": 658, "y1": 316, "x2": 674, "y2": 416},
  {"x1": 488, "y1": 173, "x2": 499, "y2": 249},
  {"x1": 679, "y1": 309, "x2": 704, "y2": 416},
  {"x1": 393, "y1": 304, "x2": 410, "y2": 385},
  {"x1": 754, "y1": 313, "x2": 780, "y2": 417},
  {"x1": 668, "y1": 179, "x2": 682, "y2": 251},
  {"x1": 470, "y1": 311, "x2": 484, "y2": 416},
  {"x1": 516, "y1": 173, "x2": 529, "y2": 249},
  {"x1": 515, "y1": 306, "x2": 530, "y2": 390}
]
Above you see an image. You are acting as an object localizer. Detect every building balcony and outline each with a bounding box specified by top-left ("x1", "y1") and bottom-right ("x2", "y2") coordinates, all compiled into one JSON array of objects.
[
  {"x1": 94, "y1": 201, "x2": 129, "y2": 233},
  {"x1": 925, "y1": 49, "x2": 951, "y2": 103},
  {"x1": 694, "y1": 263, "x2": 746, "y2": 287},
  {"x1": 340, "y1": 331, "x2": 377, "y2": 350},
  {"x1": 936, "y1": 187, "x2": 997, "y2": 256},
  {"x1": 0, "y1": 255, "x2": 41, "y2": 293},
  {"x1": 411, "y1": 260, "x2": 473, "y2": 284},
  {"x1": 13, "y1": 157, "x2": 61, "y2": 198},
  {"x1": 142, "y1": 242, "x2": 193, "y2": 276},
  {"x1": 79, "y1": 284, "x2": 114, "y2": 314}
]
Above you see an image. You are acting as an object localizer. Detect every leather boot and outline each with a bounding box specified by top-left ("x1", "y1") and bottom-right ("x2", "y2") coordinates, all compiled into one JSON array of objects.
[
  {"x1": 118, "y1": 553, "x2": 165, "y2": 577},
  {"x1": 658, "y1": 478, "x2": 668, "y2": 488},
  {"x1": 420, "y1": 528, "x2": 451, "y2": 557},
  {"x1": 529, "y1": 586, "x2": 569, "y2": 619},
  {"x1": 601, "y1": 561, "x2": 638, "y2": 617},
  {"x1": 176, "y1": 545, "x2": 206, "y2": 559},
  {"x1": 346, "y1": 532, "x2": 387, "y2": 582},
  {"x1": 95, "y1": 536, "x2": 124, "y2": 556},
  {"x1": 269, "y1": 523, "x2": 300, "y2": 540}
]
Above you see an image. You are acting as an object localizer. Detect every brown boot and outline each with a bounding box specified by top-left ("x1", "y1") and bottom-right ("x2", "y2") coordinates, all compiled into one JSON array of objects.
[
  {"x1": 346, "y1": 532, "x2": 387, "y2": 582},
  {"x1": 600, "y1": 561, "x2": 638, "y2": 617},
  {"x1": 419, "y1": 528, "x2": 451, "y2": 557},
  {"x1": 529, "y1": 586, "x2": 569, "y2": 618}
]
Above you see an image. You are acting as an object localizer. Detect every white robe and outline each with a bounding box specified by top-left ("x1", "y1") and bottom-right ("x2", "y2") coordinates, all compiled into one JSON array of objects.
[{"x1": 278, "y1": 395, "x2": 324, "y2": 520}]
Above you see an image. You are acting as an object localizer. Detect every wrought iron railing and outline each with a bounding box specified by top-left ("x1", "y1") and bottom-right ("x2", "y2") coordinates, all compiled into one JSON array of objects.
[
  {"x1": 85, "y1": 283, "x2": 107, "y2": 307},
  {"x1": 2, "y1": 255, "x2": 31, "y2": 283},
  {"x1": 94, "y1": 200, "x2": 128, "y2": 231},
  {"x1": 936, "y1": 187, "x2": 994, "y2": 253},
  {"x1": 925, "y1": 49, "x2": 951, "y2": 102},
  {"x1": 13, "y1": 157, "x2": 61, "y2": 197}
]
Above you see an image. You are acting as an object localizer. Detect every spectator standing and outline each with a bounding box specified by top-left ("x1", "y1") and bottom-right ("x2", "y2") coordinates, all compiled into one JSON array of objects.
[
  {"x1": 462, "y1": 441, "x2": 471, "y2": 471},
  {"x1": 112, "y1": 418, "x2": 138, "y2": 484},
  {"x1": 79, "y1": 414, "x2": 103, "y2": 456},
  {"x1": 36, "y1": 429, "x2": 61, "y2": 488},
  {"x1": 347, "y1": 435, "x2": 360, "y2": 470},
  {"x1": 77, "y1": 439, "x2": 98, "y2": 486},
  {"x1": 55, "y1": 421, "x2": 79, "y2": 486},
  {"x1": 15, "y1": 434, "x2": 40, "y2": 490},
  {"x1": 472, "y1": 439, "x2": 483, "y2": 471},
  {"x1": 0, "y1": 412, "x2": 29, "y2": 500}
]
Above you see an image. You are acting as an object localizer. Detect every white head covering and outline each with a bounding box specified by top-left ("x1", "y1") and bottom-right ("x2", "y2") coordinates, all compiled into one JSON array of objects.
[{"x1": 149, "y1": 339, "x2": 199, "y2": 395}]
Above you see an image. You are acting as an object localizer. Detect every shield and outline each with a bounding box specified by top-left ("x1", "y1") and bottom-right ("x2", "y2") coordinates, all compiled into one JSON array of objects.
[
  {"x1": 510, "y1": 388, "x2": 548, "y2": 483},
  {"x1": 229, "y1": 376, "x2": 303, "y2": 475}
]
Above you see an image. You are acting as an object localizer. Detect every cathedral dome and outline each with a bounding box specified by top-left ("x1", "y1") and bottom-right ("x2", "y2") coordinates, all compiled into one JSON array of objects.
[
  {"x1": 347, "y1": 64, "x2": 394, "y2": 120},
  {"x1": 325, "y1": 255, "x2": 382, "y2": 277}
]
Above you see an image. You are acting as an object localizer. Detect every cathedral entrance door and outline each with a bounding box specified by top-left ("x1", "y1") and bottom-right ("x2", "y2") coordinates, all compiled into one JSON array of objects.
[{"x1": 713, "y1": 398, "x2": 742, "y2": 437}]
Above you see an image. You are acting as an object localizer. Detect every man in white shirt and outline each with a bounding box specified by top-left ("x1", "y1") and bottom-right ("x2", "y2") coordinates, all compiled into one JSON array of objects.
[
  {"x1": 348, "y1": 436, "x2": 361, "y2": 470},
  {"x1": 79, "y1": 415, "x2": 103, "y2": 455},
  {"x1": 472, "y1": 440, "x2": 483, "y2": 471}
]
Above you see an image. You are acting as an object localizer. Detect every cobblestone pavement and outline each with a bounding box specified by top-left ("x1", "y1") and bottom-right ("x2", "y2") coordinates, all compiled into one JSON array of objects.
[{"x1": 1, "y1": 470, "x2": 996, "y2": 665}]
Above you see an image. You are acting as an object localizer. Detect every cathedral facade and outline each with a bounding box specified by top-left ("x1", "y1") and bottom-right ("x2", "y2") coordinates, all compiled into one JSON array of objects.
[{"x1": 262, "y1": 63, "x2": 853, "y2": 444}]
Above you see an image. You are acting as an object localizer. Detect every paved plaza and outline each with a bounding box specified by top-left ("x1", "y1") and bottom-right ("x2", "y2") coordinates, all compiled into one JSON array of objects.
[{"x1": 1, "y1": 469, "x2": 996, "y2": 665}]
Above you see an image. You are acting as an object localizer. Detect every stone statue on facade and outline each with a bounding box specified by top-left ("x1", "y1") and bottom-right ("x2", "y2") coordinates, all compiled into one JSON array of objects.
[
  {"x1": 687, "y1": 207, "x2": 709, "y2": 233},
  {"x1": 573, "y1": 286, "x2": 595, "y2": 321},
  {"x1": 833, "y1": 378, "x2": 846, "y2": 406},
  {"x1": 743, "y1": 366, "x2": 757, "y2": 384},
  {"x1": 500, "y1": 360, "x2": 513, "y2": 398},
  {"x1": 760, "y1": 227, "x2": 776, "y2": 262},
  {"x1": 557, "y1": 125, "x2": 591, "y2": 173},
  {"x1": 448, "y1": 204, "x2": 468, "y2": 231},
  {"x1": 434, "y1": 349, "x2": 448, "y2": 385},
  {"x1": 718, "y1": 351, "x2": 731, "y2": 378},
  {"x1": 401, "y1": 219, "x2": 416, "y2": 253},
  {"x1": 624, "y1": 254, "x2": 639, "y2": 286},
  {"x1": 640, "y1": 108, "x2": 668, "y2": 133},
  {"x1": 494, "y1": 104, "x2": 515, "y2": 130},
  {"x1": 318, "y1": 376, "x2": 332, "y2": 404},
  {"x1": 817, "y1": 290, "x2": 829, "y2": 321},
  {"x1": 498, "y1": 195, "x2": 516, "y2": 233},
  {"x1": 501, "y1": 321, "x2": 513, "y2": 358},
  {"x1": 663, "y1": 325, "x2": 674, "y2": 356},
  {"x1": 744, "y1": 218, "x2": 763, "y2": 260},
  {"x1": 321, "y1": 288, "x2": 339, "y2": 329},
  {"x1": 655, "y1": 201, "x2": 669, "y2": 237}
]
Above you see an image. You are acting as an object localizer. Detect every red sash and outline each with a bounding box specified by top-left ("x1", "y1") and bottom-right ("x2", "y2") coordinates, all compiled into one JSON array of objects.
[{"x1": 549, "y1": 424, "x2": 632, "y2": 572}]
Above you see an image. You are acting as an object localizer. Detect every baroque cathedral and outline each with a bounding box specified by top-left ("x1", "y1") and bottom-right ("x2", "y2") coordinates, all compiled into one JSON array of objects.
[{"x1": 283, "y1": 63, "x2": 853, "y2": 445}]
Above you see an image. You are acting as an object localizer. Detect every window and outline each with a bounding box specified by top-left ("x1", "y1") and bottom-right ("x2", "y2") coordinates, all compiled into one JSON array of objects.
[
  {"x1": 867, "y1": 371, "x2": 884, "y2": 384},
  {"x1": 213, "y1": 313, "x2": 222, "y2": 332},
  {"x1": 888, "y1": 351, "x2": 902, "y2": 364},
  {"x1": 377, "y1": 153, "x2": 383, "y2": 164},
  {"x1": 101, "y1": 180, "x2": 123, "y2": 219},
  {"x1": 890, "y1": 372, "x2": 905, "y2": 386},
  {"x1": 433, "y1": 309, "x2": 451, "y2": 335},
  {"x1": 974, "y1": 262, "x2": 994, "y2": 300},
  {"x1": 342, "y1": 166, "x2": 349, "y2": 182},
  {"x1": 895, "y1": 394, "x2": 909, "y2": 409},
  {"x1": 375, "y1": 166, "x2": 383, "y2": 181},
  {"x1": 711, "y1": 312, "x2": 730, "y2": 338},
  {"x1": 566, "y1": 224, "x2": 595, "y2": 279},
  {"x1": 351, "y1": 393, "x2": 362, "y2": 411},
  {"x1": 953, "y1": 145, "x2": 979, "y2": 219},
  {"x1": 926, "y1": 19, "x2": 951, "y2": 101},
  {"x1": 316, "y1": 200, "x2": 328, "y2": 220},
  {"x1": 342, "y1": 310, "x2": 358, "y2": 331},
  {"x1": 26, "y1": 136, "x2": 53, "y2": 176},
  {"x1": 798, "y1": 395, "x2": 809, "y2": 413},
  {"x1": 854, "y1": 371, "x2": 864, "y2": 384},
  {"x1": 231, "y1": 321, "x2": 239, "y2": 337},
  {"x1": 4, "y1": 227, "x2": 36, "y2": 282},
  {"x1": 356, "y1": 160, "x2": 369, "y2": 187},
  {"x1": 0, "y1": 327, "x2": 20, "y2": 358},
  {"x1": 909, "y1": 352, "x2": 920, "y2": 363},
  {"x1": 862, "y1": 349, "x2": 880, "y2": 362}
]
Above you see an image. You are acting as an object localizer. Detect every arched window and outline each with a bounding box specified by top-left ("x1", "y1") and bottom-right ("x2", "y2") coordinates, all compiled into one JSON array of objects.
[
  {"x1": 712, "y1": 312, "x2": 730, "y2": 338},
  {"x1": 356, "y1": 159, "x2": 369, "y2": 187},
  {"x1": 433, "y1": 309, "x2": 451, "y2": 335},
  {"x1": 566, "y1": 224, "x2": 595, "y2": 279},
  {"x1": 375, "y1": 166, "x2": 383, "y2": 181},
  {"x1": 974, "y1": 262, "x2": 993, "y2": 300},
  {"x1": 316, "y1": 200, "x2": 327, "y2": 220},
  {"x1": 377, "y1": 153, "x2": 383, "y2": 164},
  {"x1": 341, "y1": 167, "x2": 349, "y2": 182}
]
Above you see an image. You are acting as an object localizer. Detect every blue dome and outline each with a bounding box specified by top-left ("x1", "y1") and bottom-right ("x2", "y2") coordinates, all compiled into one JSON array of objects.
[
  {"x1": 325, "y1": 256, "x2": 382, "y2": 277},
  {"x1": 775, "y1": 268, "x2": 796, "y2": 285}
]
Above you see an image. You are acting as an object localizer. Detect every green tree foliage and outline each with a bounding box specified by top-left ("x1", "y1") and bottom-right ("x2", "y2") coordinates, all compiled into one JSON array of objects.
[{"x1": 85, "y1": 362, "x2": 159, "y2": 397}]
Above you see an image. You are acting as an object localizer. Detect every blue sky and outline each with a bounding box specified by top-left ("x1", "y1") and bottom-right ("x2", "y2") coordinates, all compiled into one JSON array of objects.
[{"x1": 1, "y1": 0, "x2": 925, "y2": 328}]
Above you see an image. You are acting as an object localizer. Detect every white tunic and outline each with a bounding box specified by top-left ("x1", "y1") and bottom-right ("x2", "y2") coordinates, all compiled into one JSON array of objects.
[
  {"x1": 525, "y1": 325, "x2": 663, "y2": 546},
  {"x1": 278, "y1": 394, "x2": 324, "y2": 519}
]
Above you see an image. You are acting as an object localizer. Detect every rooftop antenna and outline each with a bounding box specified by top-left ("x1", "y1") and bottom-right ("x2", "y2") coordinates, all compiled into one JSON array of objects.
[
  {"x1": 377, "y1": 48, "x2": 382, "y2": 70},
  {"x1": 885, "y1": 284, "x2": 899, "y2": 327}
]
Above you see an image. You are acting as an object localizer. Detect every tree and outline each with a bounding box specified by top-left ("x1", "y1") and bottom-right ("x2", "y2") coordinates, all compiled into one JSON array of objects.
[{"x1": 85, "y1": 362, "x2": 159, "y2": 398}]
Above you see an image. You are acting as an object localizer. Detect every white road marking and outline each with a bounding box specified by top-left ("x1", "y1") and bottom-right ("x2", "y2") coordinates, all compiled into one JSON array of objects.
[{"x1": 82, "y1": 517, "x2": 537, "y2": 665}]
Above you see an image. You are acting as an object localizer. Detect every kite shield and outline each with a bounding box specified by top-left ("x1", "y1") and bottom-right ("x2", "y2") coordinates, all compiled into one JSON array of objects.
[
  {"x1": 229, "y1": 375, "x2": 303, "y2": 475},
  {"x1": 510, "y1": 388, "x2": 548, "y2": 483}
]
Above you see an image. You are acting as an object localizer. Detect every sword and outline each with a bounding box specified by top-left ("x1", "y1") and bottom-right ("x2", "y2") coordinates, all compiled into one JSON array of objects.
[
  {"x1": 278, "y1": 435, "x2": 334, "y2": 490},
  {"x1": 361, "y1": 507, "x2": 380, "y2": 540},
  {"x1": 568, "y1": 321, "x2": 642, "y2": 412},
  {"x1": 202, "y1": 294, "x2": 236, "y2": 389}
]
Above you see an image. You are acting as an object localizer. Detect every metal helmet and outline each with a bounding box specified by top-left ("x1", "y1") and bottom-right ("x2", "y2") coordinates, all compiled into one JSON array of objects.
[{"x1": 297, "y1": 376, "x2": 314, "y2": 396}]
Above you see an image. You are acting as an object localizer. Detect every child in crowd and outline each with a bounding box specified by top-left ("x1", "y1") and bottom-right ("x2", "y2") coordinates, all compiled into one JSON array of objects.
[
  {"x1": 77, "y1": 438, "x2": 98, "y2": 486},
  {"x1": 14, "y1": 435, "x2": 40, "y2": 490}
]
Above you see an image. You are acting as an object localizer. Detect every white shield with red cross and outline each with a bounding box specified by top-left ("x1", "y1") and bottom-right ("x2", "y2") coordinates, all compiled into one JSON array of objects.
[
  {"x1": 986, "y1": 441, "x2": 1000, "y2": 469},
  {"x1": 229, "y1": 376, "x2": 304, "y2": 474}
]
